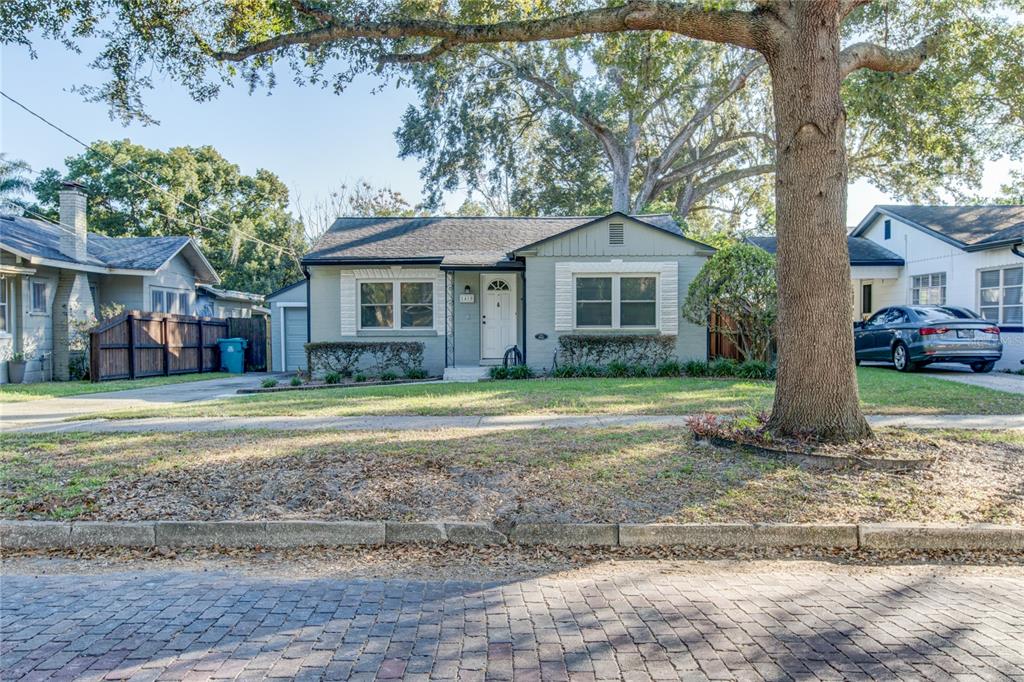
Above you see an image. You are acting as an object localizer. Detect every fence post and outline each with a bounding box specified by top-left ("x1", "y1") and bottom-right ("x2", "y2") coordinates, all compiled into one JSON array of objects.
[
  {"x1": 198, "y1": 320, "x2": 205, "y2": 373},
  {"x1": 162, "y1": 316, "x2": 170, "y2": 376},
  {"x1": 127, "y1": 314, "x2": 136, "y2": 379},
  {"x1": 89, "y1": 330, "x2": 100, "y2": 383}
]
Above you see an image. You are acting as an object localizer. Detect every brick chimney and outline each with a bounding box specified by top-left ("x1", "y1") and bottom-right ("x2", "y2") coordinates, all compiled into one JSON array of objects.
[{"x1": 58, "y1": 182, "x2": 88, "y2": 261}]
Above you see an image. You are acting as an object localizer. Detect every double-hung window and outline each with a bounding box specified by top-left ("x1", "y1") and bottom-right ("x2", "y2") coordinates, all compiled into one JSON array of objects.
[
  {"x1": 30, "y1": 280, "x2": 47, "y2": 313},
  {"x1": 151, "y1": 288, "x2": 189, "y2": 314},
  {"x1": 0, "y1": 277, "x2": 9, "y2": 333},
  {"x1": 574, "y1": 274, "x2": 657, "y2": 329},
  {"x1": 980, "y1": 266, "x2": 1023, "y2": 325},
  {"x1": 359, "y1": 280, "x2": 433, "y2": 330},
  {"x1": 911, "y1": 272, "x2": 946, "y2": 305}
]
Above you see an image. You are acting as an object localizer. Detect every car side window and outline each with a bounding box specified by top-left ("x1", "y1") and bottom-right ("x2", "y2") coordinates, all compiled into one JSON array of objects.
[
  {"x1": 885, "y1": 309, "x2": 907, "y2": 325},
  {"x1": 865, "y1": 309, "x2": 888, "y2": 327}
]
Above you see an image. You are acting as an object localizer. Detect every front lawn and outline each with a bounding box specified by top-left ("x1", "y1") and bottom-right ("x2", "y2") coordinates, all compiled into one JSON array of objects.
[
  {"x1": 91, "y1": 367, "x2": 1023, "y2": 419},
  {"x1": 2, "y1": 427, "x2": 1021, "y2": 524},
  {"x1": 0, "y1": 372, "x2": 235, "y2": 403}
]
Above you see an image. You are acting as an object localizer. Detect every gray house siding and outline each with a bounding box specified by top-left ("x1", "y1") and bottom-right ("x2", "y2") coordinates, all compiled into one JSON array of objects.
[
  {"x1": 308, "y1": 265, "x2": 446, "y2": 376},
  {"x1": 517, "y1": 217, "x2": 711, "y2": 372}
]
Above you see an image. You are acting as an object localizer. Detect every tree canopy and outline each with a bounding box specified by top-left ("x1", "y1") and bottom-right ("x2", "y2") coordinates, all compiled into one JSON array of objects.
[{"x1": 29, "y1": 140, "x2": 306, "y2": 294}]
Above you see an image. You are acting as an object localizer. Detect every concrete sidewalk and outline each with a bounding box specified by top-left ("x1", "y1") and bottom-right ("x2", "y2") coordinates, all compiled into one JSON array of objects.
[
  {"x1": 6, "y1": 412, "x2": 1023, "y2": 434},
  {"x1": 0, "y1": 374, "x2": 283, "y2": 428}
]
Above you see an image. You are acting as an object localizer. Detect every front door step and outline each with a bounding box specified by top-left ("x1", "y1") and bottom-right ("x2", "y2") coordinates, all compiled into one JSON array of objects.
[{"x1": 443, "y1": 366, "x2": 489, "y2": 382}]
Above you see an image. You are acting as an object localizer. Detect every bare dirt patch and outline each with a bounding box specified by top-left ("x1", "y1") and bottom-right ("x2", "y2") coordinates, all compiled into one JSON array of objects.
[{"x1": 1, "y1": 427, "x2": 1021, "y2": 525}]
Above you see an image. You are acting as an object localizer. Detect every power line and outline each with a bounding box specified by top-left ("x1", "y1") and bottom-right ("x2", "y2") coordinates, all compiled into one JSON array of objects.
[{"x1": 0, "y1": 90, "x2": 304, "y2": 265}]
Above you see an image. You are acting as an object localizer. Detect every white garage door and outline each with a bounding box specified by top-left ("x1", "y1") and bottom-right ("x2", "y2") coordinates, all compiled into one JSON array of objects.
[{"x1": 283, "y1": 307, "x2": 308, "y2": 371}]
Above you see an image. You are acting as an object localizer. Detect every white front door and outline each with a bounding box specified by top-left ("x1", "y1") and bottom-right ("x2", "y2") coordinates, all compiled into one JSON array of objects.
[{"x1": 481, "y1": 275, "x2": 517, "y2": 359}]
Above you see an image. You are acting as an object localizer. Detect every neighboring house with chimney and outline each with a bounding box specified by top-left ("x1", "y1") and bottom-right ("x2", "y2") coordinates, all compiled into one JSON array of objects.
[{"x1": 0, "y1": 182, "x2": 220, "y2": 383}]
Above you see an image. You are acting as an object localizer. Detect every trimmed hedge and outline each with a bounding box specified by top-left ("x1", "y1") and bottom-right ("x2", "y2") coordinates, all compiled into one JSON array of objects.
[
  {"x1": 558, "y1": 334, "x2": 676, "y2": 367},
  {"x1": 305, "y1": 341, "x2": 425, "y2": 379},
  {"x1": 552, "y1": 358, "x2": 775, "y2": 380}
]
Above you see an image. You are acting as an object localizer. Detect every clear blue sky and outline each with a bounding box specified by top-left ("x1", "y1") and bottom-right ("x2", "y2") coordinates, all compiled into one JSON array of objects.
[{"x1": 1, "y1": 36, "x2": 1013, "y2": 225}]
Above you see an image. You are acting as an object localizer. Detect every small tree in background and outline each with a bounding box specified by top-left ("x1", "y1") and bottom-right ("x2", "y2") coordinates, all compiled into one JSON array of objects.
[{"x1": 683, "y1": 244, "x2": 777, "y2": 363}]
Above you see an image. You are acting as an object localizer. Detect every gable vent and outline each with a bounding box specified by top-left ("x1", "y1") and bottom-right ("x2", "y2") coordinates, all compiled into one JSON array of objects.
[{"x1": 609, "y1": 223, "x2": 624, "y2": 245}]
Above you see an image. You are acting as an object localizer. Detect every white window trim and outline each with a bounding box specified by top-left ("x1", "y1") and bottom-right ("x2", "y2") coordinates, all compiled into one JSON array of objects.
[
  {"x1": 554, "y1": 260, "x2": 678, "y2": 334},
  {"x1": 356, "y1": 278, "x2": 436, "y2": 331},
  {"x1": 150, "y1": 286, "x2": 190, "y2": 315},
  {"x1": 572, "y1": 273, "x2": 659, "y2": 330},
  {"x1": 0, "y1": 276, "x2": 11, "y2": 337},
  {"x1": 978, "y1": 265, "x2": 1024, "y2": 326},
  {"x1": 911, "y1": 272, "x2": 946, "y2": 306},
  {"x1": 29, "y1": 278, "x2": 48, "y2": 315}
]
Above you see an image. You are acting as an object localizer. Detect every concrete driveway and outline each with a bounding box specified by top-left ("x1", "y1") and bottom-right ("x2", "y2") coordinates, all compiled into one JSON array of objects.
[{"x1": 0, "y1": 374, "x2": 283, "y2": 429}]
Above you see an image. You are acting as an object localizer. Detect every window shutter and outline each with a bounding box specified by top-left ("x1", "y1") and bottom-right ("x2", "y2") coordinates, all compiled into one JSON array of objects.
[
  {"x1": 554, "y1": 262, "x2": 573, "y2": 331},
  {"x1": 339, "y1": 271, "x2": 357, "y2": 336},
  {"x1": 434, "y1": 271, "x2": 445, "y2": 332},
  {"x1": 658, "y1": 262, "x2": 678, "y2": 334}
]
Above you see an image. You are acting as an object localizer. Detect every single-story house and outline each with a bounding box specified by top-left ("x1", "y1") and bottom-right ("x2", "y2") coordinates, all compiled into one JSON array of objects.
[
  {"x1": 0, "y1": 182, "x2": 220, "y2": 383},
  {"x1": 267, "y1": 279, "x2": 308, "y2": 372},
  {"x1": 196, "y1": 285, "x2": 268, "y2": 319},
  {"x1": 749, "y1": 204, "x2": 1024, "y2": 370},
  {"x1": 299, "y1": 212, "x2": 714, "y2": 378}
]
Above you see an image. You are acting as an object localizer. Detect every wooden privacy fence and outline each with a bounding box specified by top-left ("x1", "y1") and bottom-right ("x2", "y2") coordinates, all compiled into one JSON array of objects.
[
  {"x1": 708, "y1": 310, "x2": 743, "y2": 361},
  {"x1": 227, "y1": 316, "x2": 268, "y2": 373},
  {"x1": 89, "y1": 311, "x2": 231, "y2": 382}
]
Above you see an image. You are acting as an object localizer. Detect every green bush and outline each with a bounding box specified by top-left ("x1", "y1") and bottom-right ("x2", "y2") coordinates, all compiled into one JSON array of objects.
[
  {"x1": 734, "y1": 359, "x2": 775, "y2": 380},
  {"x1": 290, "y1": 375, "x2": 303, "y2": 387},
  {"x1": 558, "y1": 334, "x2": 676, "y2": 366},
  {"x1": 261, "y1": 378, "x2": 278, "y2": 388},
  {"x1": 654, "y1": 360, "x2": 683, "y2": 377},
  {"x1": 683, "y1": 360, "x2": 710, "y2": 377},
  {"x1": 324, "y1": 371, "x2": 342, "y2": 384},
  {"x1": 606, "y1": 360, "x2": 630, "y2": 377},
  {"x1": 381, "y1": 371, "x2": 398, "y2": 381},
  {"x1": 552, "y1": 363, "x2": 605, "y2": 378},
  {"x1": 354, "y1": 373, "x2": 367, "y2": 382},
  {"x1": 305, "y1": 341, "x2": 424, "y2": 378},
  {"x1": 507, "y1": 365, "x2": 534, "y2": 379},
  {"x1": 405, "y1": 368, "x2": 428, "y2": 380},
  {"x1": 490, "y1": 365, "x2": 535, "y2": 380},
  {"x1": 708, "y1": 358, "x2": 739, "y2": 377}
]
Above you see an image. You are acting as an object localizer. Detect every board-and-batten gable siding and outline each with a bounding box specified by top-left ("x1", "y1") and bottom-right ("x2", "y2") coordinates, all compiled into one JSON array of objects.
[{"x1": 531, "y1": 216, "x2": 702, "y2": 258}]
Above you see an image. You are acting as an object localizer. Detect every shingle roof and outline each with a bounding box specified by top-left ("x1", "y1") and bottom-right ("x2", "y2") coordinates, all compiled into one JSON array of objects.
[
  {"x1": 303, "y1": 213, "x2": 687, "y2": 264},
  {"x1": 0, "y1": 214, "x2": 192, "y2": 271},
  {"x1": 746, "y1": 235, "x2": 905, "y2": 265},
  {"x1": 870, "y1": 205, "x2": 1024, "y2": 248}
]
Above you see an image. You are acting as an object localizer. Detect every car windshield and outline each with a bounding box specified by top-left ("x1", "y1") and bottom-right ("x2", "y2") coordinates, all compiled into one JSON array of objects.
[{"x1": 913, "y1": 306, "x2": 979, "y2": 321}]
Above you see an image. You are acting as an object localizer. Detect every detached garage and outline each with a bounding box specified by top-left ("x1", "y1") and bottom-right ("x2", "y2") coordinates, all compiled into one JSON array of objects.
[{"x1": 267, "y1": 280, "x2": 308, "y2": 372}]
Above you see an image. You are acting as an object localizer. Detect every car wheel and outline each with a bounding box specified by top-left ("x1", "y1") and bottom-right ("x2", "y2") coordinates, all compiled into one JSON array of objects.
[
  {"x1": 892, "y1": 343, "x2": 915, "y2": 372},
  {"x1": 970, "y1": 361, "x2": 995, "y2": 373}
]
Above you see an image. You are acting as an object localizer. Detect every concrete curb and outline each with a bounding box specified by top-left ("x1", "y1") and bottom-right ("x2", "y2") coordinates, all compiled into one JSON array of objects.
[{"x1": 2, "y1": 519, "x2": 1022, "y2": 551}]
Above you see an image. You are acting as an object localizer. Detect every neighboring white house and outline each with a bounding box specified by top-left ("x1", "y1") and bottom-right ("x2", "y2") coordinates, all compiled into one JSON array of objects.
[
  {"x1": 196, "y1": 285, "x2": 268, "y2": 319},
  {"x1": 752, "y1": 204, "x2": 1024, "y2": 371}
]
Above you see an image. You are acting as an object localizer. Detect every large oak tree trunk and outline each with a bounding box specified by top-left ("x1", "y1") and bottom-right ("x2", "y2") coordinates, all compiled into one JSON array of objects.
[{"x1": 765, "y1": 1, "x2": 872, "y2": 442}]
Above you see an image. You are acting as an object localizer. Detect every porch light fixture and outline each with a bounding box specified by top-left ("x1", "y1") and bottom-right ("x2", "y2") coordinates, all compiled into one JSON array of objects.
[{"x1": 464, "y1": 285, "x2": 472, "y2": 295}]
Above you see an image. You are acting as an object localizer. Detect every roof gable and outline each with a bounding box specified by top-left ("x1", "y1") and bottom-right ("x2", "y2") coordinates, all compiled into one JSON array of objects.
[
  {"x1": 851, "y1": 205, "x2": 1024, "y2": 251},
  {"x1": 302, "y1": 212, "x2": 698, "y2": 265}
]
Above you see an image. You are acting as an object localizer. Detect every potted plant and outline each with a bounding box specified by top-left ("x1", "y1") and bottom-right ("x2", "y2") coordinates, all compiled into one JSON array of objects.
[{"x1": 6, "y1": 351, "x2": 29, "y2": 384}]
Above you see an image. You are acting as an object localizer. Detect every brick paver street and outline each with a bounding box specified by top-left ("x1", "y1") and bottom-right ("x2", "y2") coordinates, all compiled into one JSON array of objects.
[{"x1": 2, "y1": 562, "x2": 1023, "y2": 681}]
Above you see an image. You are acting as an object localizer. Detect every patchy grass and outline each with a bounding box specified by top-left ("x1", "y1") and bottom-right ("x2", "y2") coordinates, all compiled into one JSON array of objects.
[
  {"x1": 0, "y1": 373, "x2": 235, "y2": 403},
  {"x1": 89, "y1": 368, "x2": 1023, "y2": 419},
  {"x1": 2, "y1": 427, "x2": 1020, "y2": 525}
]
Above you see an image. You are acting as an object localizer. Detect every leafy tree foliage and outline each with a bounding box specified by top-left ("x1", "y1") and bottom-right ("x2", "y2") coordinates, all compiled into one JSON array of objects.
[
  {"x1": 30, "y1": 141, "x2": 306, "y2": 294},
  {"x1": 683, "y1": 243, "x2": 777, "y2": 362},
  {"x1": 0, "y1": 154, "x2": 33, "y2": 206}
]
